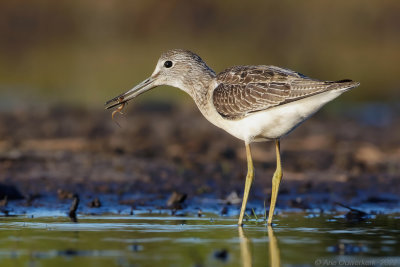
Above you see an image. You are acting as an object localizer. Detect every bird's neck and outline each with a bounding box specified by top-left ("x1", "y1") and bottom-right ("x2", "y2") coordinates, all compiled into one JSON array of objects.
[{"x1": 183, "y1": 67, "x2": 216, "y2": 112}]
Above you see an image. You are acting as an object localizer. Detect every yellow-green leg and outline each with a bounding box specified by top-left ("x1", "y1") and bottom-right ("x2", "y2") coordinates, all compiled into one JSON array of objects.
[
  {"x1": 238, "y1": 143, "x2": 254, "y2": 226},
  {"x1": 267, "y1": 139, "x2": 283, "y2": 225}
]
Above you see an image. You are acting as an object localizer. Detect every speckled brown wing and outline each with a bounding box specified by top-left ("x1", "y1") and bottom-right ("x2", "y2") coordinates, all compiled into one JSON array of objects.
[{"x1": 213, "y1": 65, "x2": 356, "y2": 120}]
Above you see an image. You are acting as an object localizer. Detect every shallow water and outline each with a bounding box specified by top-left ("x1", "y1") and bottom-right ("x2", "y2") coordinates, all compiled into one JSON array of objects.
[{"x1": 0, "y1": 213, "x2": 399, "y2": 267}]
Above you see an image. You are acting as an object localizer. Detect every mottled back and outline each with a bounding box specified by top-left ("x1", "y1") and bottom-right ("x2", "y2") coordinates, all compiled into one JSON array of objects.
[{"x1": 213, "y1": 65, "x2": 357, "y2": 120}]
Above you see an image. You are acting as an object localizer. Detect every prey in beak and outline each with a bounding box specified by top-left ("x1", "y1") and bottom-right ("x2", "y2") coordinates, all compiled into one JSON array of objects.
[{"x1": 105, "y1": 76, "x2": 156, "y2": 110}]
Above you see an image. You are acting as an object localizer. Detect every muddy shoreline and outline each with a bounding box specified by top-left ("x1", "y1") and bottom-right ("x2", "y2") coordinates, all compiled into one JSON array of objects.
[{"x1": 0, "y1": 103, "x2": 399, "y2": 215}]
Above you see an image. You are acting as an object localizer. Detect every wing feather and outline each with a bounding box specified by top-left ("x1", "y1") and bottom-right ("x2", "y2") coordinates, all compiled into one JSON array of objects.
[{"x1": 212, "y1": 65, "x2": 358, "y2": 119}]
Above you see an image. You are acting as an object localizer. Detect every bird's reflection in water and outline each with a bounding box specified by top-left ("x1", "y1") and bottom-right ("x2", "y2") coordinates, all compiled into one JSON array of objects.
[
  {"x1": 238, "y1": 227, "x2": 252, "y2": 267},
  {"x1": 238, "y1": 226, "x2": 281, "y2": 267},
  {"x1": 268, "y1": 226, "x2": 281, "y2": 267}
]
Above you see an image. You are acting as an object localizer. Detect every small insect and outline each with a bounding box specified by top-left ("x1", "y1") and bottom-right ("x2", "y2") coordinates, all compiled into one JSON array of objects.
[{"x1": 111, "y1": 97, "x2": 126, "y2": 126}]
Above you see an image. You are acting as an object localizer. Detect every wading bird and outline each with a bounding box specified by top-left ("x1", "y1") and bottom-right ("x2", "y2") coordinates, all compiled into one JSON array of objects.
[{"x1": 105, "y1": 49, "x2": 359, "y2": 226}]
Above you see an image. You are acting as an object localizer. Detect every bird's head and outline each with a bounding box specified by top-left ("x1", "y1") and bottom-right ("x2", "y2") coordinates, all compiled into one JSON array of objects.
[{"x1": 105, "y1": 49, "x2": 215, "y2": 110}]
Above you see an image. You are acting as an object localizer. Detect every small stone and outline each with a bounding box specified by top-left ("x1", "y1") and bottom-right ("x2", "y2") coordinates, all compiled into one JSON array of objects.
[
  {"x1": 166, "y1": 191, "x2": 187, "y2": 209},
  {"x1": 57, "y1": 189, "x2": 74, "y2": 200},
  {"x1": 88, "y1": 197, "x2": 102, "y2": 208},
  {"x1": 225, "y1": 191, "x2": 241, "y2": 205}
]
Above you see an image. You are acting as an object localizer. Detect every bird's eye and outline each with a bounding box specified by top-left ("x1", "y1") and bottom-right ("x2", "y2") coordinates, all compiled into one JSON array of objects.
[{"x1": 164, "y1": 60, "x2": 173, "y2": 68}]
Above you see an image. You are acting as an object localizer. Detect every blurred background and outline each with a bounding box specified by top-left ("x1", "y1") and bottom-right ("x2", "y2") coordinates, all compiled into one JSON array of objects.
[
  {"x1": 0, "y1": 0, "x2": 399, "y2": 108},
  {"x1": 0, "y1": 0, "x2": 399, "y2": 205}
]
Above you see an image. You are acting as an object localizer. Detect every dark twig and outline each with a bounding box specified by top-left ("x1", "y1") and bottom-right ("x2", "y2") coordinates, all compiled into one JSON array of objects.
[{"x1": 68, "y1": 194, "x2": 80, "y2": 222}]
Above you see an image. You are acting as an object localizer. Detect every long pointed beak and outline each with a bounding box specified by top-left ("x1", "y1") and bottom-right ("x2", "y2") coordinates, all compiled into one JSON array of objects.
[{"x1": 105, "y1": 76, "x2": 156, "y2": 109}]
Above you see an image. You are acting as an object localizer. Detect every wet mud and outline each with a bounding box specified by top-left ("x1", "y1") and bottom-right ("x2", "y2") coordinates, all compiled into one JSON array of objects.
[{"x1": 0, "y1": 103, "x2": 399, "y2": 217}]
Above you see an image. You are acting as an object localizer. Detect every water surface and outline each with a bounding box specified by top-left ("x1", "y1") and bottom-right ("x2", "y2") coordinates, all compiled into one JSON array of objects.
[{"x1": 0, "y1": 213, "x2": 399, "y2": 267}]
